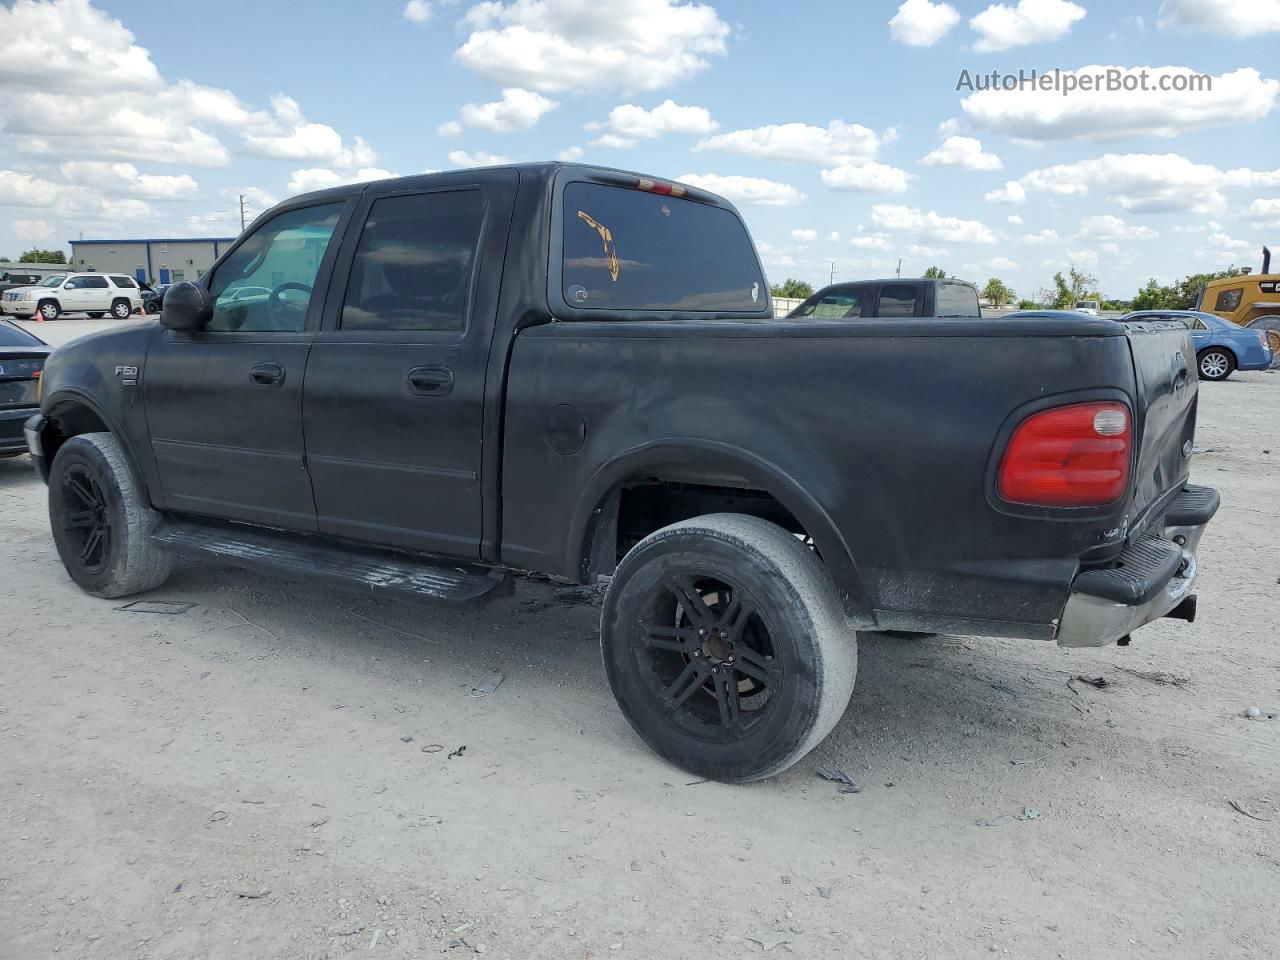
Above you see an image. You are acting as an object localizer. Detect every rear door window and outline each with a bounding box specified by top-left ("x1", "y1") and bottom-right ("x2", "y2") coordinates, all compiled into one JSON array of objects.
[
  {"x1": 936, "y1": 281, "x2": 980, "y2": 317},
  {"x1": 561, "y1": 181, "x2": 766, "y2": 313},
  {"x1": 340, "y1": 190, "x2": 485, "y2": 332},
  {"x1": 109, "y1": 275, "x2": 137, "y2": 288},
  {"x1": 82, "y1": 275, "x2": 110, "y2": 288},
  {"x1": 876, "y1": 284, "x2": 919, "y2": 317},
  {"x1": 790, "y1": 289, "x2": 863, "y2": 319}
]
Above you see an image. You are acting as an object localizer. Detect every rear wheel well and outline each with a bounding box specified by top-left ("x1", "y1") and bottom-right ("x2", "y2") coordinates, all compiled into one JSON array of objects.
[{"x1": 582, "y1": 476, "x2": 811, "y2": 581}]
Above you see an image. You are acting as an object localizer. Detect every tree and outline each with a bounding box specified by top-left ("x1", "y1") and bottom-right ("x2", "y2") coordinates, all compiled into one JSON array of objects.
[
  {"x1": 982, "y1": 277, "x2": 1014, "y2": 306},
  {"x1": 1131, "y1": 277, "x2": 1174, "y2": 311},
  {"x1": 1129, "y1": 268, "x2": 1240, "y2": 311},
  {"x1": 1050, "y1": 267, "x2": 1097, "y2": 308},
  {"x1": 19, "y1": 248, "x2": 67, "y2": 264},
  {"x1": 922, "y1": 266, "x2": 950, "y2": 279},
  {"x1": 769, "y1": 278, "x2": 814, "y2": 299},
  {"x1": 1017, "y1": 299, "x2": 1038, "y2": 310}
]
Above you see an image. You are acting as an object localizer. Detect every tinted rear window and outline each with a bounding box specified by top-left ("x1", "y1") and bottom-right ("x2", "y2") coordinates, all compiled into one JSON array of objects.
[
  {"x1": 0, "y1": 320, "x2": 43, "y2": 347},
  {"x1": 937, "y1": 281, "x2": 980, "y2": 318},
  {"x1": 109, "y1": 275, "x2": 137, "y2": 288},
  {"x1": 561, "y1": 181, "x2": 765, "y2": 313}
]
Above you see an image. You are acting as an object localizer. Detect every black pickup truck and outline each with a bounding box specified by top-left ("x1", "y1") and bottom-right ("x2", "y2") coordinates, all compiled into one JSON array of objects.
[
  {"x1": 787, "y1": 277, "x2": 982, "y2": 319},
  {"x1": 25, "y1": 162, "x2": 1217, "y2": 781}
]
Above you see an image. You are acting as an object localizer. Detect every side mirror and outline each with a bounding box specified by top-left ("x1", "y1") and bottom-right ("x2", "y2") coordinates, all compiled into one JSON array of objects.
[{"x1": 160, "y1": 281, "x2": 213, "y2": 331}]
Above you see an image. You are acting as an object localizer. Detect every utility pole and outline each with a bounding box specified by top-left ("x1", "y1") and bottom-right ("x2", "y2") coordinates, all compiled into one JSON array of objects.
[
  {"x1": 829, "y1": 260, "x2": 836, "y2": 284},
  {"x1": 896, "y1": 257, "x2": 902, "y2": 278},
  {"x1": 239, "y1": 193, "x2": 247, "y2": 232}
]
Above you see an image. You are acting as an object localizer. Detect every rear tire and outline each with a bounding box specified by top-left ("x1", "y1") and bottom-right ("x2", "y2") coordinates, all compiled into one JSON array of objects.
[
  {"x1": 48, "y1": 433, "x2": 172, "y2": 599},
  {"x1": 111, "y1": 299, "x2": 132, "y2": 319},
  {"x1": 600, "y1": 513, "x2": 857, "y2": 782},
  {"x1": 1197, "y1": 348, "x2": 1235, "y2": 381},
  {"x1": 37, "y1": 300, "x2": 60, "y2": 321}
]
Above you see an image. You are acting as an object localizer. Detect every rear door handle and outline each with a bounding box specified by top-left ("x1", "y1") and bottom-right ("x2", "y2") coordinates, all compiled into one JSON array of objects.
[
  {"x1": 407, "y1": 365, "x2": 453, "y2": 397},
  {"x1": 250, "y1": 361, "x2": 285, "y2": 387}
]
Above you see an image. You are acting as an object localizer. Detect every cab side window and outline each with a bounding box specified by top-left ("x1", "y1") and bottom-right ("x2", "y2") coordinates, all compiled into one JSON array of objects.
[
  {"x1": 206, "y1": 203, "x2": 343, "y2": 333},
  {"x1": 1214, "y1": 288, "x2": 1242, "y2": 312},
  {"x1": 877, "y1": 284, "x2": 918, "y2": 318},
  {"x1": 340, "y1": 190, "x2": 485, "y2": 333},
  {"x1": 83, "y1": 275, "x2": 109, "y2": 289}
]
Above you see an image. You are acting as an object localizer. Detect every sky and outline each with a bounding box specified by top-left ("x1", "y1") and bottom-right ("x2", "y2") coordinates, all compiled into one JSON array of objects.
[{"x1": 1, "y1": 0, "x2": 1278, "y2": 301}]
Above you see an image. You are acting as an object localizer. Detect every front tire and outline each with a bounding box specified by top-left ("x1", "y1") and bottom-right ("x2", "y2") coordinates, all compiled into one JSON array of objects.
[
  {"x1": 1197, "y1": 348, "x2": 1235, "y2": 381},
  {"x1": 48, "y1": 433, "x2": 173, "y2": 598},
  {"x1": 600, "y1": 513, "x2": 857, "y2": 782},
  {"x1": 37, "y1": 300, "x2": 60, "y2": 321}
]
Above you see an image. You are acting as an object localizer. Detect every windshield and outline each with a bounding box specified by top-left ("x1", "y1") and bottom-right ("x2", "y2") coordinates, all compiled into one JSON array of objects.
[{"x1": 39, "y1": 275, "x2": 67, "y2": 287}]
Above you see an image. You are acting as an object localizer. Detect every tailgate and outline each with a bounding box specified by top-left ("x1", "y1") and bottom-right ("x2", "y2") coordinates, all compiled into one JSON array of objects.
[{"x1": 1124, "y1": 321, "x2": 1198, "y2": 527}]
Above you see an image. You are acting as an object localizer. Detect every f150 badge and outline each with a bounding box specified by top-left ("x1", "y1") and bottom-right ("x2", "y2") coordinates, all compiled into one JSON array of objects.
[{"x1": 114, "y1": 365, "x2": 138, "y2": 378}]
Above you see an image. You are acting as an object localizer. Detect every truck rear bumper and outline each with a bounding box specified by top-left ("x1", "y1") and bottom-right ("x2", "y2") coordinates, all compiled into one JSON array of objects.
[{"x1": 1056, "y1": 484, "x2": 1218, "y2": 647}]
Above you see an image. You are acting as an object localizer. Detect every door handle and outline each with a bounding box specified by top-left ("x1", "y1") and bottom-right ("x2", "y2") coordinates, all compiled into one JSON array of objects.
[
  {"x1": 250, "y1": 361, "x2": 285, "y2": 387},
  {"x1": 407, "y1": 365, "x2": 454, "y2": 397}
]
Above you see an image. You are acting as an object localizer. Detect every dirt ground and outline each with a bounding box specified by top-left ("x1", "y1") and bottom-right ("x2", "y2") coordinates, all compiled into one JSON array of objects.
[{"x1": 3, "y1": 318, "x2": 1278, "y2": 960}]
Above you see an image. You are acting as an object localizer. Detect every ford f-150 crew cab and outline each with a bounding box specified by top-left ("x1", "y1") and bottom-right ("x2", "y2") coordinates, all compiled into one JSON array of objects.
[{"x1": 25, "y1": 162, "x2": 1218, "y2": 781}]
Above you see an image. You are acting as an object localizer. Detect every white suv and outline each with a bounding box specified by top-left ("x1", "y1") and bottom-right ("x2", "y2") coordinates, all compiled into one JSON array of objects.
[{"x1": 0, "y1": 273, "x2": 144, "y2": 321}]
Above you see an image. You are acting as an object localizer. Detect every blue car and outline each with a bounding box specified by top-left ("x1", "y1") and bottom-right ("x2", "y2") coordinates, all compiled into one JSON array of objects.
[{"x1": 1123, "y1": 310, "x2": 1273, "y2": 381}]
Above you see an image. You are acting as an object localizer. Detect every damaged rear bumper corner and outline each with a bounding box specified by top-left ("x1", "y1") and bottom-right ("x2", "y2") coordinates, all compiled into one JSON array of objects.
[{"x1": 1055, "y1": 484, "x2": 1218, "y2": 648}]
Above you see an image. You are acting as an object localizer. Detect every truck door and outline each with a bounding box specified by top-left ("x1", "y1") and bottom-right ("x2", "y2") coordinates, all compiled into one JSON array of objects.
[
  {"x1": 302, "y1": 170, "x2": 516, "y2": 557},
  {"x1": 144, "y1": 199, "x2": 352, "y2": 530}
]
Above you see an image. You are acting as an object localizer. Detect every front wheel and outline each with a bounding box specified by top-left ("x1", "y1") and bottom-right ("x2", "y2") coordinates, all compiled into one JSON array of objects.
[
  {"x1": 1197, "y1": 348, "x2": 1235, "y2": 381},
  {"x1": 600, "y1": 514, "x2": 857, "y2": 782},
  {"x1": 48, "y1": 433, "x2": 173, "y2": 598},
  {"x1": 37, "y1": 300, "x2": 60, "y2": 321}
]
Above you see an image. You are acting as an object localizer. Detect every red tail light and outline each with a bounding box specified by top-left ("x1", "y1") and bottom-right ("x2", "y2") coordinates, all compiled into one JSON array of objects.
[{"x1": 998, "y1": 402, "x2": 1131, "y2": 506}]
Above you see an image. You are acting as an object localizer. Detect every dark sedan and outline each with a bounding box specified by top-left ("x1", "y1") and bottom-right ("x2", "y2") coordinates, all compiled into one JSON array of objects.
[{"x1": 0, "y1": 319, "x2": 51, "y2": 457}]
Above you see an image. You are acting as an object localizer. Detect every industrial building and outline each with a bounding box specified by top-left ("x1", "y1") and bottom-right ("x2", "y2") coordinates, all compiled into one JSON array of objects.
[{"x1": 68, "y1": 237, "x2": 236, "y2": 285}]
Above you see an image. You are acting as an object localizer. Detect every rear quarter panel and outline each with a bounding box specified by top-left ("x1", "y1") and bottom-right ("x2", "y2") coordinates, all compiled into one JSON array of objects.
[{"x1": 501, "y1": 318, "x2": 1140, "y2": 635}]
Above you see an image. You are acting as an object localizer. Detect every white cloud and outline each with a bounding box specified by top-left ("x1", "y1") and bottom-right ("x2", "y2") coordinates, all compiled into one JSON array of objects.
[
  {"x1": 457, "y1": 88, "x2": 558, "y2": 132},
  {"x1": 938, "y1": 117, "x2": 961, "y2": 137},
  {"x1": 403, "y1": 0, "x2": 432, "y2": 22},
  {"x1": 13, "y1": 218, "x2": 55, "y2": 241},
  {"x1": 871, "y1": 204, "x2": 998, "y2": 244},
  {"x1": 1159, "y1": 0, "x2": 1280, "y2": 37},
  {"x1": 590, "y1": 133, "x2": 638, "y2": 149},
  {"x1": 58, "y1": 161, "x2": 198, "y2": 199},
  {"x1": 1007, "y1": 213, "x2": 1023, "y2": 224},
  {"x1": 889, "y1": 0, "x2": 961, "y2": 46},
  {"x1": 1246, "y1": 197, "x2": 1280, "y2": 223},
  {"x1": 820, "y1": 162, "x2": 913, "y2": 193},
  {"x1": 455, "y1": 0, "x2": 729, "y2": 94},
  {"x1": 437, "y1": 120, "x2": 463, "y2": 137},
  {"x1": 1197, "y1": 231, "x2": 1257, "y2": 262},
  {"x1": 0, "y1": 168, "x2": 155, "y2": 221},
  {"x1": 1075, "y1": 214, "x2": 1158, "y2": 242},
  {"x1": 1022, "y1": 229, "x2": 1060, "y2": 245},
  {"x1": 828, "y1": 231, "x2": 842, "y2": 242},
  {"x1": 791, "y1": 228, "x2": 818, "y2": 243},
  {"x1": 558, "y1": 146, "x2": 585, "y2": 161},
  {"x1": 676, "y1": 173, "x2": 805, "y2": 206},
  {"x1": 921, "y1": 135, "x2": 1003, "y2": 171},
  {"x1": 1064, "y1": 248, "x2": 1099, "y2": 267},
  {"x1": 988, "y1": 256, "x2": 1018, "y2": 270},
  {"x1": 696, "y1": 120, "x2": 891, "y2": 166},
  {"x1": 241, "y1": 94, "x2": 377, "y2": 167},
  {"x1": 0, "y1": 0, "x2": 160, "y2": 94},
  {"x1": 1013, "y1": 153, "x2": 1242, "y2": 213},
  {"x1": 447, "y1": 150, "x2": 512, "y2": 168},
  {"x1": 985, "y1": 180, "x2": 1026, "y2": 204},
  {"x1": 848, "y1": 234, "x2": 892, "y2": 250},
  {"x1": 905, "y1": 244, "x2": 950, "y2": 258},
  {"x1": 970, "y1": 0, "x2": 1086, "y2": 51},
  {"x1": 286, "y1": 166, "x2": 398, "y2": 194},
  {"x1": 961, "y1": 66, "x2": 1278, "y2": 140},
  {"x1": 592, "y1": 100, "x2": 717, "y2": 141}
]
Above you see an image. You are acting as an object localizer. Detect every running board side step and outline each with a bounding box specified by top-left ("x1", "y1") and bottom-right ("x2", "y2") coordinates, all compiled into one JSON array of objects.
[{"x1": 150, "y1": 520, "x2": 512, "y2": 609}]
